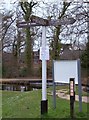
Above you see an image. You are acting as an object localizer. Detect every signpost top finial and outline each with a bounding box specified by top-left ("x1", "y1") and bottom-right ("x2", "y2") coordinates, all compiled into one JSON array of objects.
[{"x1": 19, "y1": 0, "x2": 28, "y2": 2}]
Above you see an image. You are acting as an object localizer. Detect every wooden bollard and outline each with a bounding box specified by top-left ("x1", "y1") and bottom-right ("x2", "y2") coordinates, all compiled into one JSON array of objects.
[{"x1": 70, "y1": 78, "x2": 75, "y2": 119}]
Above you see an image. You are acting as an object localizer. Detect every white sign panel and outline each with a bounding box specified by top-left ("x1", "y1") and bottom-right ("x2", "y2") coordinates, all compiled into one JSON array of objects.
[
  {"x1": 54, "y1": 60, "x2": 78, "y2": 84},
  {"x1": 40, "y1": 46, "x2": 49, "y2": 60}
]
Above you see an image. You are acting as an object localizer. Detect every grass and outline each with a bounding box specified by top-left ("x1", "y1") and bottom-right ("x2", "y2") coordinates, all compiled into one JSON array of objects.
[
  {"x1": 0, "y1": 90, "x2": 2, "y2": 120},
  {"x1": 1, "y1": 87, "x2": 89, "y2": 119}
]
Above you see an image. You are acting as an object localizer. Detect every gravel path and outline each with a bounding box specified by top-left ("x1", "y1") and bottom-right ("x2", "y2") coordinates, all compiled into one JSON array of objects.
[{"x1": 52, "y1": 89, "x2": 89, "y2": 103}]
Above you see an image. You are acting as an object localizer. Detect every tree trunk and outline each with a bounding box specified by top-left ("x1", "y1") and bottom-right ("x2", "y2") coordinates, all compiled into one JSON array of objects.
[
  {"x1": 25, "y1": 27, "x2": 33, "y2": 76},
  {"x1": 53, "y1": 26, "x2": 61, "y2": 60}
]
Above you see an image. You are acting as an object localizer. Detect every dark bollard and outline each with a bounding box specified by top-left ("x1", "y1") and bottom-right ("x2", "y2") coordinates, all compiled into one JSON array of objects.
[{"x1": 70, "y1": 78, "x2": 75, "y2": 119}]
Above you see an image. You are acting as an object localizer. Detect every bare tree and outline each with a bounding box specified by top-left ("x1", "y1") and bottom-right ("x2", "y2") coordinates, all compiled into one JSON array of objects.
[
  {"x1": 1, "y1": 11, "x2": 16, "y2": 52},
  {"x1": 20, "y1": 1, "x2": 37, "y2": 76},
  {"x1": 38, "y1": 1, "x2": 88, "y2": 60}
]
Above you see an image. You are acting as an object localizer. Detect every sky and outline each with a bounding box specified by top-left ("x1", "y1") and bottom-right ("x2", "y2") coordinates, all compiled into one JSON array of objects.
[
  {"x1": 2, "y1": 0, "x2": 89, "y2": 4},
  {"x1": 1, "y1": 0, "x2": 89, "y2": 11},
  {"x1": 0, "y1": 0, "x2": 57, "y2": 11},
  {"x1": 0, "y1": 0, "x2": 88, "y2": 12}
]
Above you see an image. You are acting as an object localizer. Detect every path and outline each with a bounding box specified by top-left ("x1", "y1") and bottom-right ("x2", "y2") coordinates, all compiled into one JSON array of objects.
[{"x1": 48, "y1": 89, "x2": 89, "y2": 103}]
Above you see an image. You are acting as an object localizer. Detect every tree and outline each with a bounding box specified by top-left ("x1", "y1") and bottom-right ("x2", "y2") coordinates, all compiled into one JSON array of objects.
[
  {"x1": 0, "y1": 1, "x2": 24, "y2": 77},
  {"x1": 81, "y1": 41, "x2": 89, "y2": 69},
  {"x1": 20, "y1": 1, "x2": 37, "y2": 76},
  {"x1": 1, "y1": 11, "x2": 16, "y2": 52},
  {"x1": 52, "y1": 2, "x2": 71, "y2": 60}
]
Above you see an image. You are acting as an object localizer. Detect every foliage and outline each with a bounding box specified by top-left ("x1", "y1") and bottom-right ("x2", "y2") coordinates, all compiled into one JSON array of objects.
[
  {"x1": 47, "y1": 61, "x2": 52, "y2": 78},
  {"x1": 2, "y1": 65, "x2": 6, "y2": 78},
  {"x1": 37, "y1": 63, "x2": 42, "y2": 78},
  {"x1": 19, "y1": 67, "x2": 28, "y2": 77},
  {"x1": 81, "y1": 41, "x2": 89, "y2": 70}
]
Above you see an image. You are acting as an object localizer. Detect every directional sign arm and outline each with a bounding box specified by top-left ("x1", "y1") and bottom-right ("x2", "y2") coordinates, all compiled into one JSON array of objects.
[
  {"x1": 49, "y1": 18, "x2": 76, "y2": 26},
  {"x1": 16, "y1": 22, "x2": 43, "y2": 28},
  {"x1": 30, "y1": 15, "x2": 49, "y2": 26},
  {"x1": 16, "y1": 15, "x2": 76, "y2": 28},
  {"x1": 30, "y1": 15, "x2": 76, "y2": 26}
]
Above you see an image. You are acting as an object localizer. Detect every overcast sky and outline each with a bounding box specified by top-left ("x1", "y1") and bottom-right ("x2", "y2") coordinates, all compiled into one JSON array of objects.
[
  {"x1": 1, "y1": 0, "x2": 88, "y2": 11},
  {"x1": 0, "y1": 0, "x2": 58, "y2": 11}
]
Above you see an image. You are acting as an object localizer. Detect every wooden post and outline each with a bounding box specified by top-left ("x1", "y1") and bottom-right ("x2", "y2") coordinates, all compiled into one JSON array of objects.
[{"x1": 70, "y1": 78, "x2": 75, "y2": 119}]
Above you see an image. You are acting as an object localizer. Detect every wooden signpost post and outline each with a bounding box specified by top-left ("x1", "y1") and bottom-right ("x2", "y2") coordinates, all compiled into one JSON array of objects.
[{"x1": 16, "y1": 15, "x2": 76, "y2": 115}]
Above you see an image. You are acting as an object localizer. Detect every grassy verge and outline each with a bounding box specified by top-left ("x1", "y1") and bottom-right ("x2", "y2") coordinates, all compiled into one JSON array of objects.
[{"x1": 1, "y1": 88, "x2": 88, "y2": 119}]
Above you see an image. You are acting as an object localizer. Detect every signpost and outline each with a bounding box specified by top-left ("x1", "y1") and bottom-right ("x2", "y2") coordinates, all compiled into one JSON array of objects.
[
  {"x1": 41, "y1": 27, "x2": 48, "y2": 114},
  {"x1": 16, "y1": 15, "x2": 76, "y2": 115}
]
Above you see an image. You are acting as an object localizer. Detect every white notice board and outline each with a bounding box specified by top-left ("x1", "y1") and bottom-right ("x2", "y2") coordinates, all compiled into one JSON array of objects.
[
  {"x1": 40, "y1": 46, "x2": 49, "y2": 60},
  {"x1": 54, "y1": 60, "x2": 78, "y2": 84}
]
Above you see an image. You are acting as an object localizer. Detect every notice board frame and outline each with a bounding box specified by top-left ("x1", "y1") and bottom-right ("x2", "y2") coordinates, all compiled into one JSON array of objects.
[{"x1": 52, "y1": 59, "x2": 82, "y2": 112}]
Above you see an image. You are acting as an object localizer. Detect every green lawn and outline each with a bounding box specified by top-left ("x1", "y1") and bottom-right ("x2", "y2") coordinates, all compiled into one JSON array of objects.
[
  {"x1": 0, "y1": 90, "x2": 2, "y2": 120},
  {"x1": 1, "y1": 88, "x2": 89, "y2": 119}
]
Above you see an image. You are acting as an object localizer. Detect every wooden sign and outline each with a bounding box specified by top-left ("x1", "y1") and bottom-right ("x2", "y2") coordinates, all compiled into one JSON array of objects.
[
  {"x1": 49, "y1": 18, "x2": 75, "y2": 26},
  {"x1": 30, "y1": 15, "x2": 49, "y2": 26},
  {"x1": 30, "y1": 15, "x2": 75, "y2": 26},
  {"x1": 70, "y1": 78, "x2": 75, "y2": 119},
  {"x1": 16, "y1": 22, "x2": 41, "y2": 28},
  {"x1": 16, "y1": 15, "x2": 76, "y2": 28}
]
